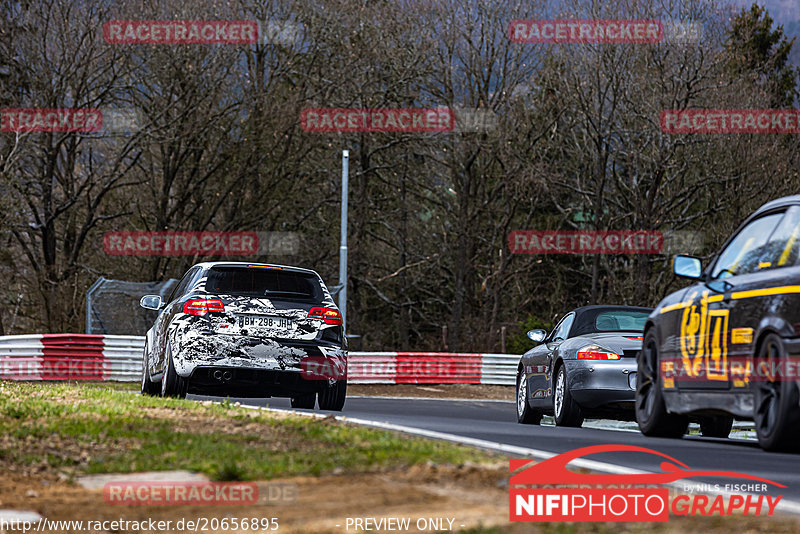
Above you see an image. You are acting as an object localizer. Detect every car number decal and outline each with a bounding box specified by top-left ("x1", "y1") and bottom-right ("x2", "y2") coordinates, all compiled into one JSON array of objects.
[{"x1": 679, "y1": 290, "x2": 729, "y2": 381}]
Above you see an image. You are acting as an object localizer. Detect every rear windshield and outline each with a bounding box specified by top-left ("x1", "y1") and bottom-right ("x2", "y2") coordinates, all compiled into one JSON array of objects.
[
  {"x1": 594, "y1": 311, "x2": 649, "y2": 332},
  {"x1": 206, "y1": 267, "x2": 323, "y2": 301}
]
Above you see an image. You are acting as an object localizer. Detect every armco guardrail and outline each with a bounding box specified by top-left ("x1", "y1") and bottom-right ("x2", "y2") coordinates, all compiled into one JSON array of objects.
[
  {"x1": 0, "y1": 335, "x2": 519, "y2": 385},
  {"x1": 347, "y1": 352, "x2": 517, "y2": 385},
  {"x1": 0, "y1": 334, "x2": 143, "y2": 381}
]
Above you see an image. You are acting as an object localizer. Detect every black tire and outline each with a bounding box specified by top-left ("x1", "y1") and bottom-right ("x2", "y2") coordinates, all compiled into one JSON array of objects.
[
  {"x1": 553, "y1": 364, "x2": 583, "y2": 427},
  {"x1": 699, "y1": 415, "x2": 734, "y2": 438},
  {"x1": 140, "y1": 346, "x2": 160, "y2": 396},
  {"x1": 161, "y1": 346, "x2": 188, "y2": 399},
  {"x1": 753, "y1": 333, "x2": 800, "y2": 452},
  {"x1": 318, "y1": 380, "x2": 347, "y2": 411},
  {"x1": 635, "y1": 330, "x2": 688, "y2": 438},
  {"x1": 290, "y1": 392, "x2": 317, "y2": 409},
  {"x1": 516, "y1": 367, "x2": 542, "y2": 424}
]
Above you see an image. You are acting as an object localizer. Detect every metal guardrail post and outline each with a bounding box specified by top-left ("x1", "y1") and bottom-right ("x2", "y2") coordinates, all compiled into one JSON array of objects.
[{"x1": 85, "y1": 277, "x2": 106, "y2": 334}]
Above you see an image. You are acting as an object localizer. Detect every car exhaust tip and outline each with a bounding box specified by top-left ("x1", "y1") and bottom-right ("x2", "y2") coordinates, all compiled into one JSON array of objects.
[{"x1": 212, "y1": 370, "x2": 232, "y2": 382}]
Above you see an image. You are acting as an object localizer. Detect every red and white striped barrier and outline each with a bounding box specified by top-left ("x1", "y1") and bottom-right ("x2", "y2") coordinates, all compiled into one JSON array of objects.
[
  {"x1": 0, "y1": 334, "x2": 142, "y2": 381},
  {"x1": 347, "y1": 352, "x2": 515, "y2": 384},
  {"x1": 0, "y1": 335, "x2": 518, "y2": 385}
]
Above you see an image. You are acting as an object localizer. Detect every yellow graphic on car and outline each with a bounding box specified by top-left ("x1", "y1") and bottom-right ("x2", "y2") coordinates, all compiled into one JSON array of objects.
[
  {"x1": 731, "y1": 327, "x2": 754, "y2": 344},
  {"x1": 679, "y1": 291, "x2": 729, "y2": 381}
]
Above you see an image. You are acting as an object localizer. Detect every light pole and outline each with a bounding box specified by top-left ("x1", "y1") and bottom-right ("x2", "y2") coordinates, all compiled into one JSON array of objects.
[{"x1": 338, "y1": 150, "x2": 349, "y2": 330}]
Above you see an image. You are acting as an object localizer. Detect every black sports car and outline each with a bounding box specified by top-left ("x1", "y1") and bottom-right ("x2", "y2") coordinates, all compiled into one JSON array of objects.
[
  {"x1": 139, "y1": 261, "x2": 347, "y2": 410},
  {"x1": 637, "y1": 196, "x2": 800, "y2": 451},
  {"x1": 516, "y1": 305, "x2": 652, "y2": 427}
]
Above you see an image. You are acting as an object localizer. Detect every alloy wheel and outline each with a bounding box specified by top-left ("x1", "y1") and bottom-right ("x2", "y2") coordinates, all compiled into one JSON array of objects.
[
  {"x1": 554, "y1": 369, "x2": 565, "y2": 418},
  {"x1": 517, "y1": 372, "x2": 528, "y2": 417}
]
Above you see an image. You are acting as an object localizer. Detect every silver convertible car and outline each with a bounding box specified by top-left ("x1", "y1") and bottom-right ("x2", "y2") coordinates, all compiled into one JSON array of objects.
[
  {"x1": 516, "y1": 305, "x2": 652, "y2": 427},
  {"x1": 139, "y1": 261, "x2": 347, "y2": 410}
]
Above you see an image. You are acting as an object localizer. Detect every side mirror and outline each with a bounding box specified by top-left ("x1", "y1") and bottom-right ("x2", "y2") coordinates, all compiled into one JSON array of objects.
[
  {"x1": 673, "y1": 254, "x2": 702, "y2": 280},
  {"x1": 140, "y1": 295, "x2": 163, "y2": 310},
  {"x1": 527, "y1": 329, "x2": 547, "y2": 343}
]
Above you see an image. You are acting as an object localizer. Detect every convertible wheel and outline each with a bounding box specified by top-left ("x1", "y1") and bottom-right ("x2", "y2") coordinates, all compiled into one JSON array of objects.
[
  {"x1": 161, "y1": 346, "x2": 188, "y2": 399},
  {"x1": 699, "y1": 415, "x2": 734, "y2": 438},
  {"x1": 635, "y1": 331, "x2": 688, "y2": 438},
  {"x1": 553, "y1": 365, "x2": 583, "y2": 427},
  {"x1": 140, "y1": 346, "x2": 160, "y2": 396},
  {"x1": 516, "y1": 368, "x2": 542, "y2": 425},
  {"x1": 753, "y1": 333, "x2": 800, "y2": 452},
  {"x1": 318, "y1": 380, "x2": 347, "y2": 411}
]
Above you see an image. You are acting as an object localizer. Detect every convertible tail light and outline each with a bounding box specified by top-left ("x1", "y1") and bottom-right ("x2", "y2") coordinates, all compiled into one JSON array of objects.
[
  {"x1": 577, "y1": 345, "x2": 621, "y2": 360},
  {"x1": 307, "y1": 307, "x2": 343, "y2": 325},
  {"x1": 183, "y1": 298, "x2": 225, "y2": 316}
]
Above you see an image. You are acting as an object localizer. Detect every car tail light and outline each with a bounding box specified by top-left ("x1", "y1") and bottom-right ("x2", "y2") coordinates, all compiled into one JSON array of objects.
[
  {"x1": 308, "y1": 307, "x2": 343, "y2": 325},
  {"x1": 183, "y1": 298, "x2": 225, "y2": 316},
  {"x1": 577, "y1": 345, "x2": 621, "y2": 360},
  {"x1": 624, "y1": 336, "x2": 643, "y2": 341}
]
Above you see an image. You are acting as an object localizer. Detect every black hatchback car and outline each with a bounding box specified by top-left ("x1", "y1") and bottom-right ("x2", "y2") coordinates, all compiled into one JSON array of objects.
[
  {"x1": 139, "y1": 262, "x2": 347, "y2": 410},
  {"x1": 637, "y1": 196, "x2": 800, "y2": 451}
]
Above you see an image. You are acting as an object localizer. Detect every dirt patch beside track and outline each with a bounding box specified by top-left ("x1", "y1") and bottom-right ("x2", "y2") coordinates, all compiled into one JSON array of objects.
[
  {"x1": 3, "y1": 466, "x2": 800, "y2": 533},
  {"x1": 0, "y1": 464, "x2": 514, "y2": 533}
]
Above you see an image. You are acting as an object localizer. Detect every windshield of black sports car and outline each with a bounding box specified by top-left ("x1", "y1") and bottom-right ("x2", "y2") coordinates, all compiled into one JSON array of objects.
[
  {"x1": 592, "y1": 310, "x2": 650, "y2": 333},
  {"x1": 205, "y1": 267, "x2": 324, "y2": 301}
]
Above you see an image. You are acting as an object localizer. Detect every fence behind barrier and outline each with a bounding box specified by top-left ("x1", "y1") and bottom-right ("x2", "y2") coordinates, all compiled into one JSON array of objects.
[{"x1": 0, "y1": 335, "x2": 520, "y2": 385}]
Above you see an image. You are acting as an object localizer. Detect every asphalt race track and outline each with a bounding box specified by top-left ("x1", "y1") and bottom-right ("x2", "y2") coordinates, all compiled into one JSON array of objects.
[{"x1": 191, "y1": 395, "x2": 800, "y2": 507}]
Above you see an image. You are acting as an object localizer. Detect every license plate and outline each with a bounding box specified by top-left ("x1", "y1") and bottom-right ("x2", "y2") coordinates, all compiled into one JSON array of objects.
[{"x1": 238, "y1": 315, "x2": 294, "y2": 330}]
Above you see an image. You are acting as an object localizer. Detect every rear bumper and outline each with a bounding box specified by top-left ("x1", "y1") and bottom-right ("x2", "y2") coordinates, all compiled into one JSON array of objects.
[
  {"x1": 660, "y1": 335, "x2": 800, "y2": 418},
  {"x1": 565, "y1": 359, "x2": 637, "y2": 409},
  {"x1": 188, "y1": 366, "x2": 328, "y2": 397},
  {"x1": 171, "y1": 332, "x2": 346, "y2": 380}
]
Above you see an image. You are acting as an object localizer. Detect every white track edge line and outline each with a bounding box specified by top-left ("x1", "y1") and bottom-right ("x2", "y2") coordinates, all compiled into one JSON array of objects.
[{"x1": 346, "y1": 395, "x2": 512, "y2": 403}]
